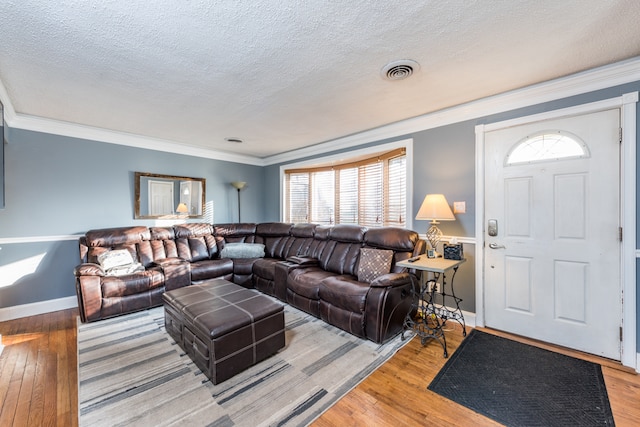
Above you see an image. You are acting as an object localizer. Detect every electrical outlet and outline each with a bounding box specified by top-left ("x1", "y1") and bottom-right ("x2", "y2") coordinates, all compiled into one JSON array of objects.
[{"x1": 453, "y1": 201, "x2": 466, "y2": 214}]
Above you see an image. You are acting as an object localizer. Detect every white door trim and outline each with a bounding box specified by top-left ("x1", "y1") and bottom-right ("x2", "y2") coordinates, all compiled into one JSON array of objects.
[{"x1": 475, "y1": 92, "x2": 638, "y2": 370}]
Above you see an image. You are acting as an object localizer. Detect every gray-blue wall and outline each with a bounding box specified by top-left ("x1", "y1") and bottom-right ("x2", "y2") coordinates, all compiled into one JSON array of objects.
[{"x1": 0, "y1": 128, "x2": 265, "y2": 307}]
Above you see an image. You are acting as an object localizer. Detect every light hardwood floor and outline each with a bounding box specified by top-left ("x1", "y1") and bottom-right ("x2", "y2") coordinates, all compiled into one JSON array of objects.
[{"x1": 0, "y1": 308, "x2": 638, "y2": 426}]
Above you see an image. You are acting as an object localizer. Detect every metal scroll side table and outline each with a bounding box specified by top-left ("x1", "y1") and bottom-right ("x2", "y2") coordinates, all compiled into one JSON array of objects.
[{"x1": 397, "y1": 256, "x2": 466, "y2": 358}]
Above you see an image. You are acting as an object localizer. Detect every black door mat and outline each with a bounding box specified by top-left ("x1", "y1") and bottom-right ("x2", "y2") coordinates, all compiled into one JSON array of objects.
[{"x1": 428, "y1": 329, "x2": 615, "y2": 426}]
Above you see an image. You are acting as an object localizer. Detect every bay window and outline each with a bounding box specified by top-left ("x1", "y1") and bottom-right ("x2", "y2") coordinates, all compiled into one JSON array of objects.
[{"x1": 284, "y1": 148, "x2": 406, "y2": 227}]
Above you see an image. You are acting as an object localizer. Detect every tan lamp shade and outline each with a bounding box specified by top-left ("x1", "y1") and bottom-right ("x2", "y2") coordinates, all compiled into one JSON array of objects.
[
  {"x1": 415, "y1": 194, "x2": 455, "y2": 222},
  {"x1": 176, "y1": 203, "x2": 189, "y2": 214},
  {"x1": 230, "y1": 181, "x2": 247, "y2": 190}
]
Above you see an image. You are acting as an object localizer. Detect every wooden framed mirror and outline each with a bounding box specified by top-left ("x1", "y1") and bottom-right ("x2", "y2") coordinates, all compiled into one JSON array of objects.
[{"x1": 134, "y1": 172, "x2": 205, "y2": 219}]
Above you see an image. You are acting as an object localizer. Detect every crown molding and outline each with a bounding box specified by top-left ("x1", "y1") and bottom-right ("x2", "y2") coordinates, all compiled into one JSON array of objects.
[
  {"x1": 0, "y1": 76, "x2": 265, "y2": 165},
  {"x1": 6, "y1": 113, "x2": 266, "y2": 166},
  {"x1": 1, "y1": 57, "x2": 639, "y2": 167}
]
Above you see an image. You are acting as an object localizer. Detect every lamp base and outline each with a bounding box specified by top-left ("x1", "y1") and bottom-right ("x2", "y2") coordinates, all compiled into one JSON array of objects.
[{"x1": 426, "y1": 224, "x2": 443, "y2": 252}]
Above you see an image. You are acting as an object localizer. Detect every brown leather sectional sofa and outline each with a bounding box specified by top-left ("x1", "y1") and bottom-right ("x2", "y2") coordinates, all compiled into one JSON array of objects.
[{"x1": 74, "y1": 222, "x2": 425, "y2": 343}]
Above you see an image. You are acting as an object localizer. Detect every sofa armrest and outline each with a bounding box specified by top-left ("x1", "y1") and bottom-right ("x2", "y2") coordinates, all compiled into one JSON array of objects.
[
  {"x1": 75, "y1": 273, "x2": 103, "y2": 322},
  {"x1": 274, "y1": 260, "x2": 311, "y2": 301},
  {"x1": 369, "y1": 272, "x2": 414, "y2": 288},
  {"x1": 365, "y1": 272, "x2": 418, "y2": 343},
  {"x1": 74, "y1": 263, "x2": 104, "y2": 277}
]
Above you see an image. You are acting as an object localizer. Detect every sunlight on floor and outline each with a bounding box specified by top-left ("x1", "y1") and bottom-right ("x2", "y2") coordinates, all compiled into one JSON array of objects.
[{"x1": 1, "y1": 332, "x2": 44, "y2": 345}]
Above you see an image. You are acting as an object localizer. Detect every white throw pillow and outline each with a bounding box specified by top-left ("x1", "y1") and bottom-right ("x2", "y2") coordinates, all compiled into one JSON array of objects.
[
  {"x1": 220, "y1": 243, "x2": 266, "y2": 259},
  {"x1": 97, "y1": 249, "x2": 134, "y2": 271}
]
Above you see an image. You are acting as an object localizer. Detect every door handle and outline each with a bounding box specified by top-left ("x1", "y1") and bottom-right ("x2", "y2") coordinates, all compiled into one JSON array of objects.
[{"x1": 489, "y1": 243, "x2": 506, "y2": 249}]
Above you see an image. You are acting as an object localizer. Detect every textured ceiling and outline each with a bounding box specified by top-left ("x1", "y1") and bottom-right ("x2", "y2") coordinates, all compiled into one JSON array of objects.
[{"x1": 0, "y1": 1, "x2": 639, "y2": 159}]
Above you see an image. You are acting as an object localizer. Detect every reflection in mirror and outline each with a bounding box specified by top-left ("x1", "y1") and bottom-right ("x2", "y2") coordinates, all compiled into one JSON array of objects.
[{"x1": 135, "y1": 172, "x2": 205, "y2": 219}]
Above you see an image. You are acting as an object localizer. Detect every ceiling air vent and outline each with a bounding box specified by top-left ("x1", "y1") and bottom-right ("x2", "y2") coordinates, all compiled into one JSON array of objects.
[{"x1": 381, "y1": 59, "x2": 420, "y2": 81}]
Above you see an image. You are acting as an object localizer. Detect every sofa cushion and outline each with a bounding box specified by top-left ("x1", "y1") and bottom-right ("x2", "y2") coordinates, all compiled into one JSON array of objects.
[
  {"x1": 253, "y1": 258, "x2": 280, "y2": 281},
  {"x1": 213, "y1": 223, "x2": 258, "y2": 253},
  {"x1": 220, "y1": 243, "x2": 265, "y2": 259},
  {"x1": 85, "y1": 226, "x2": 150, "y2": 247},
  {"x1": 323, "y1": 242, "x2": 361, "y2": 275},
  {"x1": 190, "y1": 259, "x2": 234, "y2": 281},
  {"x1": 363, "y1": 227, "x2": 418, "y2": 251},
  {"x1": 174, "y1": 223, "x2": 214, "y2": 239},
  {"x1": 259, "y1": 233, "x2": 292, "y2": 259},
  {"x1": 328, "y1": 224, "x2": 366, "y2": 243},
  {"x1": 285, "y1": 223, "x2": 316, "y2": 258},
  {"x1": 357, "y1": 248, "x2": 393, "y2": 283},
  {"x1": 101, "y1": 267, "x2": 164, "y2": 297},
  {"x1": 148, "y1": 226, "x2": 178, "y2": 261},
  {"x1": 287, "y1": 267, "x2": 336, "y2": 300},
  {"x1": 319, "y1": 275, "x2": 369, "y2": 313}
]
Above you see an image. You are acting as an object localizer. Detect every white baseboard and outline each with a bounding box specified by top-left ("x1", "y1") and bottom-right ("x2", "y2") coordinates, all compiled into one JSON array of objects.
[
  {"x1": 462, "y1": 309, "x2": 476, "y2": 328},
  {"x1": 637, "y1": 353, "x2": 640, "y2": 373},
  {"x1": 0, "y1": 296, "x2": 78, "y2": 322}
]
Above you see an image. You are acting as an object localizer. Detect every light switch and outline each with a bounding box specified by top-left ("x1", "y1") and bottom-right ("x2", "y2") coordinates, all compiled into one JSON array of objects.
[{"x1": 453, "y1": 201, "x2": 466, "y2": 214}]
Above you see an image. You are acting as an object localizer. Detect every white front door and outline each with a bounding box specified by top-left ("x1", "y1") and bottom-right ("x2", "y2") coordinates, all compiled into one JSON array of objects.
[{"x1": 484, "y1": 108, "x2": 621, "y2": 360}]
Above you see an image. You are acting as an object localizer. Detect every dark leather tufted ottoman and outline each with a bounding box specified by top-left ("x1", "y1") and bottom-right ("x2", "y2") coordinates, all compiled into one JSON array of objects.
[{"x1": 162, "y1": 278, "x2": 285, "y2": 384}]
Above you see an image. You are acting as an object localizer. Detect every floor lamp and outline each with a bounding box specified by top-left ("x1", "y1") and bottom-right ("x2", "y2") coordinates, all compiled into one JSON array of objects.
[{"x1": 230, "y1": 181, "x2": 246, "y2": 222}]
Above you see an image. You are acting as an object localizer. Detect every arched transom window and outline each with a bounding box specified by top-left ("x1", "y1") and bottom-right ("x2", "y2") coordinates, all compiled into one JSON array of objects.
[{"x1": 506, "y1": 131, "x2": 589, "y2": 165}]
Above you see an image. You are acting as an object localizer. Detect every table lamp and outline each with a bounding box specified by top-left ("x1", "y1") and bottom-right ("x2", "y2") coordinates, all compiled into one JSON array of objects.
[{"x1": 415, "y1": 194, "x2": 455, "y2": 253}]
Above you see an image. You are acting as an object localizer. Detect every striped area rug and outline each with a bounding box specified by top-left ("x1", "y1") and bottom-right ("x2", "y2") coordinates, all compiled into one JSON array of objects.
[{"x1": 78, "y1": 305, "x2": 411, "y2": 426}]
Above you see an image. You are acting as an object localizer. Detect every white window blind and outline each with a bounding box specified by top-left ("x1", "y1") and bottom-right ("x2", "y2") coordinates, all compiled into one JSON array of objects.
[
  {"x1": 286, "y1": 172, "x2": 309, "y2": 222},
  {"x1": 311, "y1": 171, "x2": 334, "y2": 224},
  {"x1": 386, "y1": 156, "x2": 406, "y2": 227},
  {"x1": 338, "y1": 168, "x2": 358, "y2": 224},
  {"x1": 284, "y1": 148, "x2": 406, "y2": 227},
  {"x1": 358, "y1": 162, "x2": 383, "y2": 227}
]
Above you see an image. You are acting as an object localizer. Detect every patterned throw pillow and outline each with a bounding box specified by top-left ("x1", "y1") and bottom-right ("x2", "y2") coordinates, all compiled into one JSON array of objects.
[{"x1": 357, "y1": 248, "x2": 394, "y2": 283}]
